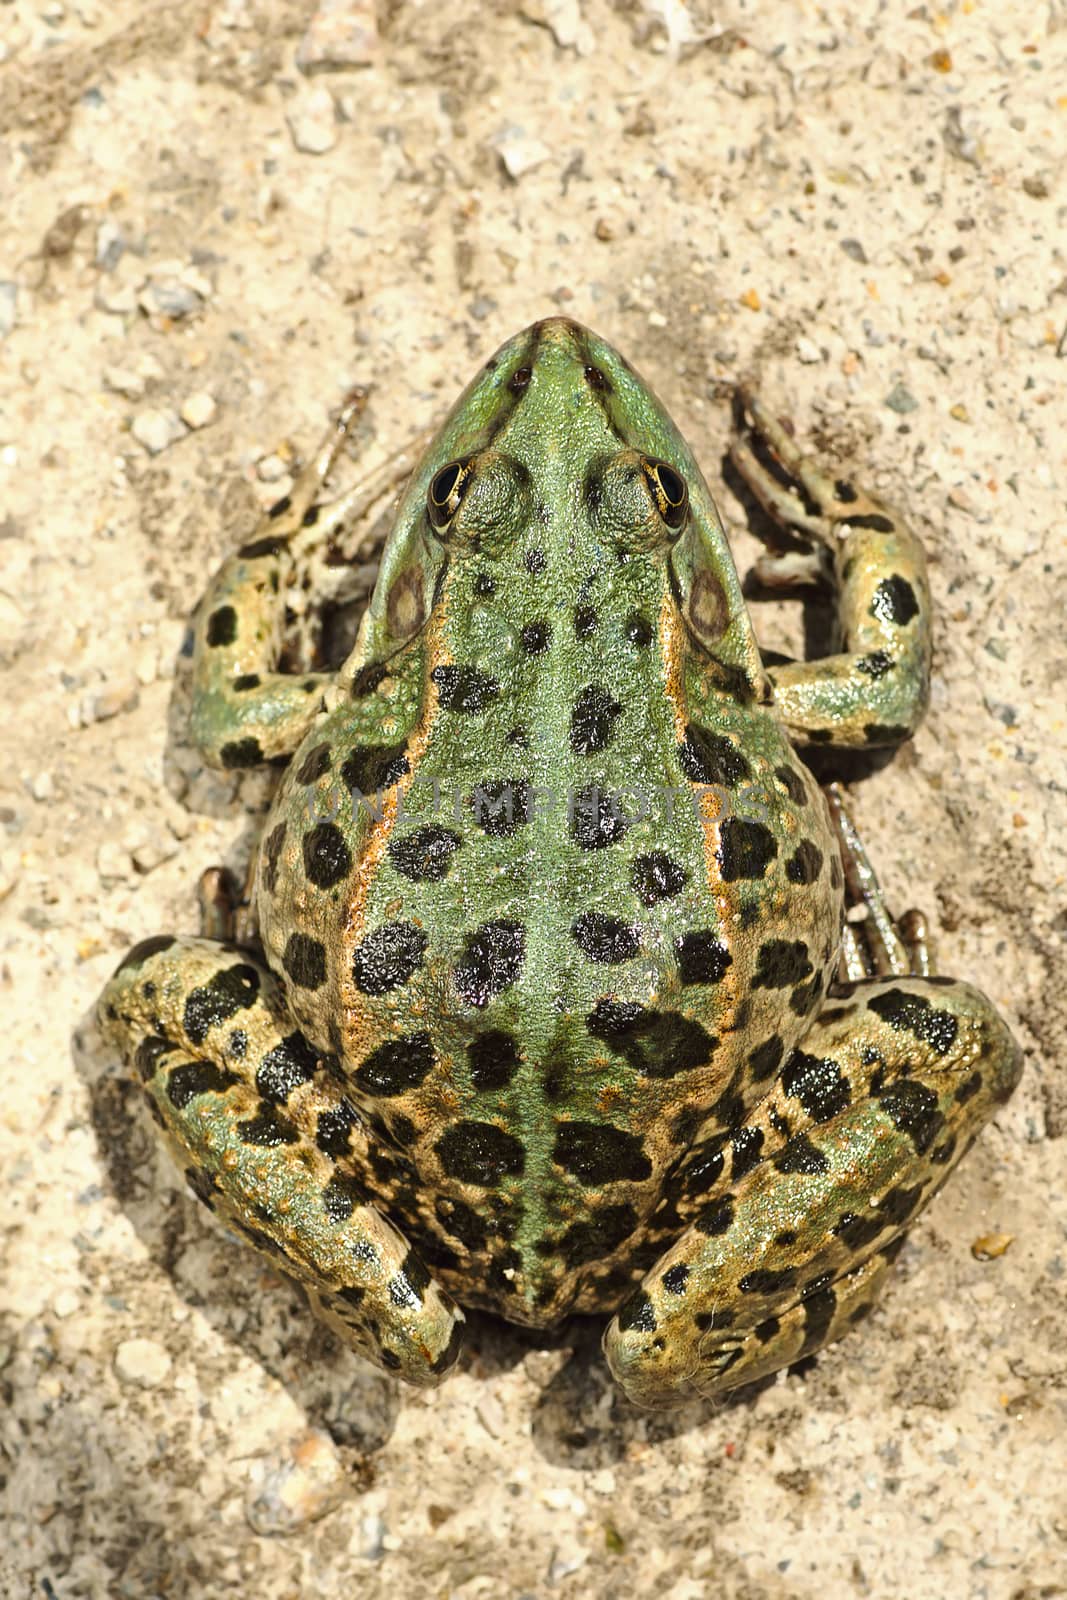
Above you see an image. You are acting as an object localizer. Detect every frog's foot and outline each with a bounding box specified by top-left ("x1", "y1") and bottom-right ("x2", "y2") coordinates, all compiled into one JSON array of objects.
[
  {"x1": 729, "y1": 387, "x2": 932, "y2": 748},
  {"x1": 191, "y1": 396, "x2": 429, "y2": 770},
  {"x1": 604, "y1": 976, "x2": 1021, "y2": 1408},
  {"x1": 98, "y1": 936, "x2": 463, "y2": 1385}
]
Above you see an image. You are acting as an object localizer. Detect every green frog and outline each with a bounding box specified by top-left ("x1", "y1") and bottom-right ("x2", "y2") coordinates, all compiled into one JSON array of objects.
[{"x1": 99, "y1": 319, "x2": 1020, "y2": 1407}]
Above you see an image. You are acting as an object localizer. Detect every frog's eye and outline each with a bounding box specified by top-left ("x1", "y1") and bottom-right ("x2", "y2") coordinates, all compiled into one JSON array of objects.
[
  {"x1": 427, "y1": 460, "x2": 472, "y2": 532},
  {"x1": 642, "y1": 458, "x2": 689, "y2": 531}
]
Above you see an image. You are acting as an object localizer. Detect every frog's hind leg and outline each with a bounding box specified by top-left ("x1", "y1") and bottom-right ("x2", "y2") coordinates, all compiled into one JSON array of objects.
[
  {"x1": 98, "y1": 936, "x2": 463, "y2": 1385},
  {"x1": 605, "y1": 973, "x2": 1020, "y2": 1407},
  {"x1": 729, "y1": 387, "x2": 932, "y2": 748},
  {"x1": 191, "y1": 393, "x2": 428, "y2": 770},
  {"x1": 604, "y1": 797, "x2": 1021, "y2": 1408}
]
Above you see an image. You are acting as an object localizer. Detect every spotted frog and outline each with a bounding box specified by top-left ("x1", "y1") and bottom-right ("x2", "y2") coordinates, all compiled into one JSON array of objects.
[{"x1": 99, "y1": 319, "x2": 1020, "y2": 1406}]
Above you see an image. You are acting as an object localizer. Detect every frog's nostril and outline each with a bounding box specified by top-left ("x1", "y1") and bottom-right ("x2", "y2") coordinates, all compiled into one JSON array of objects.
[{"x1": 509, "y1": 366, "x2": 532, "y2": 395}]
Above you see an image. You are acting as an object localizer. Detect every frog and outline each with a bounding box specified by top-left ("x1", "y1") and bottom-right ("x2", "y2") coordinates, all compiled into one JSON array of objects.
[{"x1": 98, "y1": 318, "x2": 1021, "y2": 1407}]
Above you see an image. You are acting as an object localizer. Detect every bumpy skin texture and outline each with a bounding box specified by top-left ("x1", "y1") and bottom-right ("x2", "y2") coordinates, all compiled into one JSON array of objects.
[{"x1": 98, "y1": 319, "x2": 1021, "y2": 1405}]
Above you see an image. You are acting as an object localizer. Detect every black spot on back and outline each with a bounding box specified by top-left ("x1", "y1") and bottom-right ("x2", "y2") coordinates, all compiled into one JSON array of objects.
[
  {"x1": 432, "y1": 664, "x2": 501, "y2": 714},
  {"x1": 786, "y1": 840, "x2": 823, "y2": 885},
  {"x1": 630, "y1": 851, "x2": 688, "y2": 906},
  {"x1": 468, "y1": 1031, "x2": 521, "y2": 1091},
  {"x1": 553, "y1": 1120, "x2": 652, "y2": 1185},
  {"x1": 341, "y1": 743, "x2": 410, "y2": 795},
  {"x1": 521, "y1": 620, "x2": 551, "y2": 655},
  {"x1": 574, "y1": 604, "x2": 598, "y2": 638},
  {"x1": 616, "y1": 1291, "x2": 657, "y2": 1333},
  {"x1": 436, "y1": 1120, "x2": 525, "y2": 1186},
  {"x1": 753, "y1": 939, "x2": 813, "y2": 989},
  {"x1": 678, "y1": 725, "x2": 752, "y2": 787},
  {"x1": 238, "y1": 1107, "x2": 300, "y2": 1146},
  {"x1": 571, "y1": 684, "x2": 622, "y2": 755},
  {"x1": 453, "y1": 920, "x2": 525, "y2": 1008},
  {"x1": 718, "y1": 818, "x2": 778, "y2": 881},
  {"x1": 569, "y1": 785, "x2": 630, "y2": 850},
  {"x1": 302, "y1": 821, "x2": 352, "y2": 889},
  {"x1": 351, "y1": 921, "x2": 428, "y2": 996},
  {"x1": 282, "y1": 933, "x2": 326, "y2": 990},
  {"x1": 470, "y1": 779, "x2": 532, "y2": 837},
  {"x1": 571, "y1": 912, "x2": 641, "y2": 964},
  {"x1": 587, "y1": 1000, "x2": 715, "y2": 1080},
  {"x1": 773, "y1": 1132, "x2": 830, "y2": 1175},
  {"x1": 749, "y1": 1035, "x2": 784, "y2": 1082},
  {"x1": 354, "y1": 1031, "x2": 435, "y2": 1096},
  {"x1": 674, "y1": 930, "x2": 731, "y2": 986},
  {"x1": 295, "y1": 743, "x2": 331, "y2": 784},
  {"x1": 389, "y1": 824, "x2": 462, "y2": 882}
]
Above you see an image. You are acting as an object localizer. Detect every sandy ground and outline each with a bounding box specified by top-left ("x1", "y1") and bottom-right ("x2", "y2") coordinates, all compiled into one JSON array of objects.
[{"x1": 2, "y1": 1, "x2": 1066, "y2": 1596}]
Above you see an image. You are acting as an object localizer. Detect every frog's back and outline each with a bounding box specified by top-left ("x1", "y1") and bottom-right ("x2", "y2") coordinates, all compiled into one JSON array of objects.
[{"x1": 258, "y1": 319, "x2": 843, "y2": 1324}]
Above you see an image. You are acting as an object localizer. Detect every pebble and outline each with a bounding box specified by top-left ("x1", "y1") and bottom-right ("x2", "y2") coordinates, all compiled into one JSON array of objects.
[
  {"x1": 81, "y1": 676, "x2": 140, "y2": 724},
  {"x1": 522, "y1": 0, "x2": 596, "y2": 56},
  {"x1": 796, "y1": 335, "x2": 822, "y2": 364},
  {"x1": 884, "y1": 382, "x2": 919, "y2": 415},
  {"x1": 0, "y1": 282, "x2": 17, "y2": 338},
  {"x1": 139, "y1": 277, "x2": 204, "y2": 321},
  {"x1": 287, "y1": 87, "x2": 339, "y2": 154},
  {"x1": 95, "y1": 221, "x2": 126, "y2": 271},
  {"x1": 256, "y1": 452, "x2": 290, "y2": 482},
  {"x1": 53, "y1": 1289, "x2": 80, "y2": 1320},
  {"x1": 31, "y1": 771, "x2": 55, "y2": 802},
  {"x1": 356, "y1": 1512, "x2": 386, "y2": 1561},
  {"x1": 131, "y1": 407, "x2": 184, "y2": 455},
  {"x1": 296, "y1": 0, "x2": 379, "y2": 73},
  {"x1": 131, "y1": 829, "x2": 179, "y2": 875},
  {"x1": 839, "y1": 237, "x2": 868, "y2": 263},
  {"x1": 246, "y1": 1430, "x2": 348, "y2": 1535},
  {"x1": 180, "y1": 391, "x2": 217, "y2": 430},
  {"x1": 103, "y1": 365, "x2": 146, "y2": 400},
  {"x1": 492, "y1": 126, "x2": 551, "y2": 181},
  {"x1": 114, "y1": 1337, "x2": 172, "y2": 1389}
]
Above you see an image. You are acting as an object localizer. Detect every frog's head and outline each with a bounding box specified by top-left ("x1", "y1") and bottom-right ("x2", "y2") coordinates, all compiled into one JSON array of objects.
[{"x1": 352, "y1": 317, "x2": 767, "y2": 705}]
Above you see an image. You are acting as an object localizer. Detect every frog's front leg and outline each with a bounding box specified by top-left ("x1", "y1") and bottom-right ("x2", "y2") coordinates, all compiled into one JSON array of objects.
[
  {"x1": 604, "y1": 977, "x2": 1020, "y2": 1408},
  {"x1": 98, "y1": 937, "x2": 464, "y2": 1383},
  {"x1": 191, "y1": 394, "x2": 426, "y2": 769},
  {"x1": 730, "y1": 389, "x2": 932, "y2": 748}
]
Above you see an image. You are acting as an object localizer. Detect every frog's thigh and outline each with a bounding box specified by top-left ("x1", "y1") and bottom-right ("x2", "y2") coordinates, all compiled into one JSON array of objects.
[
  {"x1": 604, "y1": 977, "x2": 1021, "y2": 1408},
  {"x1": 98, "y1": 936, "x2": 463, "y2": 1385}
]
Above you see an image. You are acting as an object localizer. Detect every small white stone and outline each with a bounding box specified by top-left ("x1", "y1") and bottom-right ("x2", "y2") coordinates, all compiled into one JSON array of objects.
[
  {"x1": 180, "y1": 391, "x2": 217, "y2": 430},
  {"x1": 796, "y1": 335, "x2": 822, "y2": 364},
  {"x1": 139, "y1": 277, "x2": 204, "y2": 320},
  {"x1": 296, "y1": 0, "x2": 379, "y2": 73},
  {"x1": 647, "y1": 310, "x2": 667, "y2": 329},
  {"x1": 103, "y1": 365, "x2": 146, "y2": 400},
  {"x1": 95, "y1": 220, "x2": 125, "y2": 271},
  {"x1": 246, "y1": 1429, "x2": 348, "y2": 1535},
  {"x1": 522, "y1": 0, "x2": 596, "y2": 56},
  {"x1": 31, "y1": 771, "x2": 55, "y2": 802},
  {"x1": 131, "y1": 830, "x2": 179, "y2": 875},
  {"x1": 131, "y1": 408, "x2": 184, "y2": 455},
  {"x1": 491, "y1": 126, "x2": 552, "y2": 181},
  {"x1": 114, "y1": 1337, "x2": 172, "y2": 1389},
  {"x1": 53, "y1": 1289, "x2": 80, "y2": 1319},
  {"x1": 287, "y1": 87, "x2": 339, "y2": 154},
  {"x1": 83, "y1": 677, "x2": 140, "y2": 723},
  {"x1": 256, "y1": 452, "x2": 290, "y2": 482},
  {"x1": 0, "y1": 282, "x2": 17, "y2": 338}
]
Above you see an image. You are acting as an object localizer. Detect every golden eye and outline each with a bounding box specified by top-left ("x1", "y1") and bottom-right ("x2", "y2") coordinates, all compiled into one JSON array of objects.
[
  {"x1": 642, "y1": 458, "x2": 689, "y2": 531},
  {"x1": 427, "y1": 460, "x2": 471, "y2": 531}
]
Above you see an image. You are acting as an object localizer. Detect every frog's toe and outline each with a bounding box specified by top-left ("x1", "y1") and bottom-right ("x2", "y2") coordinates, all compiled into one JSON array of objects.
[{"x1": 98, "y1": 934, "x2": 464, "y2": 1387}]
